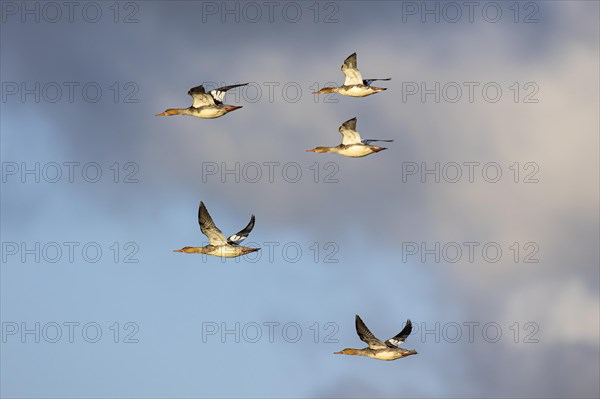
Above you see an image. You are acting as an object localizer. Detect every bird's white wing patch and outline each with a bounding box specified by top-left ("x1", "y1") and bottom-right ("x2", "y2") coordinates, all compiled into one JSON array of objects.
[
  {"x1": 227, "y1": 214, "x2": 255, "y2": 245},
  {"x1": 341, "y1": 53, "x2": 363, "y2": 86},
  {"x1": 385, "y1": 338, "x2": 404, "y2": 347},
  {"x1": 338, "y1": 118, "x2": 362, "y2": 145},
  {"x1": 188, "y1": 86, "x2": 215, "y2": 108},
  {"x1": 192, "y1": 94, "x2": 214, "y2": 108},
  {"x1": 227, "y1": 234, "x2": 245, "y2": 244},
  {"x1": 210, "y1": 89, "x2": 227, "y2": 103},
  {"x1": 343, "y1": 68, "x2": 363, "y2": 86}
]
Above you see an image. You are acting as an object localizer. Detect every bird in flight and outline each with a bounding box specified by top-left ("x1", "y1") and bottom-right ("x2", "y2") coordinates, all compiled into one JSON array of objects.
[
  {"x1": 156, "y1": 83, "x2": 248, "y2": 119},
  {"x1": 313, "y1": 53, "x2": 390, "y2": 97},
  {"x1": 173, "y1": 201, "x2": 259, "y2": 258},
  {"x1": 307, "y1": 117, "x2": 393, "y2": 157},
  {"x1": 335, "y1": 315, "x2": 417, "y2": 361}
]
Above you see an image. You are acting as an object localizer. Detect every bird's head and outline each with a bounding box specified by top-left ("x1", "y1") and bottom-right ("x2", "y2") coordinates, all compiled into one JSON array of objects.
[
  {"x1": 334, "y1": 348, "x2": 360, "y2": 355},
  {"x1": 312, "y1": 87, "x2": 336, "y2": 95},
  {"x1": 306, "y1": 147, "x2": 331, "y2": 153},
  {"x1": 173, "y1": 246, "x2": 197, "y2": 253},
  {"x1": 155, "y1": 108, "x2": 182, "y2": 116}
]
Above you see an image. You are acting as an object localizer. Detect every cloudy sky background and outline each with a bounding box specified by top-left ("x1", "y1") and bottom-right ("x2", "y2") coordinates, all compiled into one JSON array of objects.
[{"x1": 1, "y1": 1, "x2": 599, "y2": 398}]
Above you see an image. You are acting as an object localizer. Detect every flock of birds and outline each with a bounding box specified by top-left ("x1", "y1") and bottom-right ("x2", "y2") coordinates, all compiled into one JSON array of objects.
[
  {"x1": 158, "y1": 53, "x2": 416, "y2": 361},
  {"x1": 156, "y1": 52, "x2": 395, "y2": 158}
]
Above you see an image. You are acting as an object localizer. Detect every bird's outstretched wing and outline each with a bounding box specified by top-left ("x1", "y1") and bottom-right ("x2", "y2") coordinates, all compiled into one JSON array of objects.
[
  {"x1": 227, "y1": 214, "x2": 255, "y2": 244},
  {"x1": 363, "y1": 78, "x2": 391, "y2": 86},
  {"x1": 355, "y1": 315, "x2": 387, "y2": 350},
  {"x1": 338, "y1": 117, "x2": 363, "y2": 145},
  {"x1": 341, "y1": 53, "x2": 363, "y2": 86},
  {"x1": 385, "y1": 319, "x2": 412, "y2": 348},
  {"x1": 209, "y1": 83, "x2": 248, "y2": 105},
  {"x1": 362, "y1": 139, "x2": 394, "y2": 145},
  {"x1": 188, "y1": 85, "x2": 216, "y2": 108},
  {"x1": 198, "y1": 202, "x2": 227, "y2": 245}
]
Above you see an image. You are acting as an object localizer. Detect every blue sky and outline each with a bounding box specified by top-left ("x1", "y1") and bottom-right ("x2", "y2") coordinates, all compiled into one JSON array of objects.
[{"x1": 1, "y1": 1, "x2": 599, "y2": 398}]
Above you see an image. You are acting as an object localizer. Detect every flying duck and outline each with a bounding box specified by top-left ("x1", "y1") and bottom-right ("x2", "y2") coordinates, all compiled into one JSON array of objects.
[
  {"x1": 313, "y1": 53, "x2": 390, "y2": 97},
  {"x1": 156, "y1": 83, "x2": 247, "y2": 119},
  {"x1": 306, "y1": 117, "x2": 392, "y2": 157},
  {"x1": 335, "y1": 315, "x2": 417, "y2": 361},
  {"x1": 173, "y1": 201, "x2": 259, "y2": 258}
]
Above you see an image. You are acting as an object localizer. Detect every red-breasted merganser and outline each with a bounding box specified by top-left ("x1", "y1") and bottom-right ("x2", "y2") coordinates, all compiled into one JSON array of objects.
[
  {"x1": 307, "y1": 117, "x2": 393, "y2": 158},
  {"x1": 156, "y1": 83, "x2": 248, "y2": 119},
  {"x1": 335, "y1": 315, "x2": 417, "y2": 361},
  {"x1": 173, "y1": 201, "x2": 259, "y2": 258},
  {"x1": 313, "y1": 53, "x2": 390, "y2": 97}
]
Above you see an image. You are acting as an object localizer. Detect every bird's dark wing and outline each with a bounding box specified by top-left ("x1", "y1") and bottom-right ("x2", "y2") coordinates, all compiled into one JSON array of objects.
[
  {"x1": 362, "y1": 139, "x2": 394, "y2": 145},
  {"x1": 355, "y1": 315, "x2": 387, "y2": 350},
  {"x1": 363, "y1": 78, "x2": 391, "y2": 86},
  {"x1": 198, "y1": 201, "x2": 227, "y2": 245},
  {"x1": 227, "y1": 214, "x2": 255, "y2": 244},
  {"x1": 385, "y1": 319, "x2": 412, "y2": 348}
]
